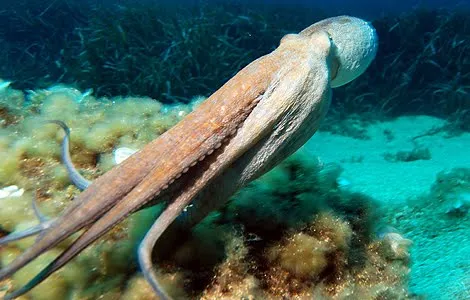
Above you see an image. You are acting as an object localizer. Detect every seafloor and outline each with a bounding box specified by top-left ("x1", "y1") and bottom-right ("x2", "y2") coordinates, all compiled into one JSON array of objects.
[
  {"x1": 0, "y1": 2, "x2": 469, "y2": 300},
  {"x1": 0, "y1": 84, "x2": 468, "y2": 299}
]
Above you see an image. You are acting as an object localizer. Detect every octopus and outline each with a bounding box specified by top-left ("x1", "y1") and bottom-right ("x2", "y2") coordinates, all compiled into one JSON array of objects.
[{"x1": 0, "y1": 15, "x2": 378, "y2": 299}]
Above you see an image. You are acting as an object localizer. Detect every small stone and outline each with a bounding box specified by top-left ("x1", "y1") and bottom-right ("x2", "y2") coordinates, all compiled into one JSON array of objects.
[
  {"x1": 114, "y1": 147, "x2": 138, "y2": 164},
  {"x1": 0, "y1": 185, "x2": 25, "y2": 199}
]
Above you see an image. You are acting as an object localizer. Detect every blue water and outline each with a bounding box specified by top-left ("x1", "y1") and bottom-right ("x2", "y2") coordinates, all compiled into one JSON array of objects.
[{"x1": 0, "y1": 0, "x2": 469, "y2": 299}]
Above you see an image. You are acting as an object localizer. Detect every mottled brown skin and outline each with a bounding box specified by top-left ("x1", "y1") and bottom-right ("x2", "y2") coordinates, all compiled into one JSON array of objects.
[{"x1": 0, "y1": 16, "x2": 377, "y2": 300}]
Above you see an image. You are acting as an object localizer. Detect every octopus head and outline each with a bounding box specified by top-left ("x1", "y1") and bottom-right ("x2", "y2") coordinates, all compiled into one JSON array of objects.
[{"x1": 300, "y1": 16, "x2": 378, "y2": 88}]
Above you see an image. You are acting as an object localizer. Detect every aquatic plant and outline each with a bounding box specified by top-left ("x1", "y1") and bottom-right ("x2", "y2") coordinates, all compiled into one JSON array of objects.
[
  {"x1": 0, "y1": 0, "x2": 87, "y2": 88},
  {"x1": 336, "y1": 8, "x2": 470, "y2": 118},
  {"x1": 184, "y1": 155, "x2": 408, "y2": 298},
  {"x1": 1, "y1": 3, "x2": 468, "y2": 122},
  {"x1": 0, "y1": 2, "x2": 322, "y2": 101},
  {"x1": 28, "y1": 3, "x2": 287, "y2": 102}
]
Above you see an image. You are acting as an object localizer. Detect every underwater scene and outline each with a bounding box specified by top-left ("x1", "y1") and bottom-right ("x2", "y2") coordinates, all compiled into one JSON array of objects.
[{"x1": 0, "y1": 0, "x2": 469, "y2": 299}]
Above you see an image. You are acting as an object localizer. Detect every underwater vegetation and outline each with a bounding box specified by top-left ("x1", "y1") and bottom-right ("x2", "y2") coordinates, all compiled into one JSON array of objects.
[
  {"x1": 0, "y1": 2, "x2": 467, "y2": 299},
  {"x1": 0, "y1": 2, "x2": 290, "y2": 103},
  {"x1": 0, "y1": 3, "x2": 469, "y2": 122},
  {"x1": 0, "y1": 85, "x2": 413, "y2": 298},
  {"x1": 336, "y1": 8, "x2": 470, "y2": 117}
]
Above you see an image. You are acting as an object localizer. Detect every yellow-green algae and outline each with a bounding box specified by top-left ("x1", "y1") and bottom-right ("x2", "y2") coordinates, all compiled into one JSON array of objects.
[
  {"x1": 0, "y1": 84, "x2": 413, "y2": 299},
  {"x1": 0, "y1": 84, "x2": 194, "y2": 299}
]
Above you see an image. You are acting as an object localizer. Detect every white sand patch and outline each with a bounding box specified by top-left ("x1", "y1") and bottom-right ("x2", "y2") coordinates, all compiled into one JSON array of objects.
[{"x1": 304, "y1": 115, "x2": 470, "y2": 204}]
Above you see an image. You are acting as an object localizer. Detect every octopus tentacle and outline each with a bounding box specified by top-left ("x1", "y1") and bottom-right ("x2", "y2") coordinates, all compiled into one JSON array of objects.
[
  {"x1": 0, "y1": 121, "x2": 86, "y2": 246},
  {"x1": 0, "y1": 51, "x2": 275, "y2": 291},
  {"x1": 46, "y1": 120, "x2": 91, "y2": 191},
  {"x1": 1, "y1": 16, "x2": 378, "y2": 300},
  {"x1": 1, "y1": 90, "x2": 264, "y2": 299},
  {"x1": 0, "y1": 194, "x2": 52, "y2": 246}
]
